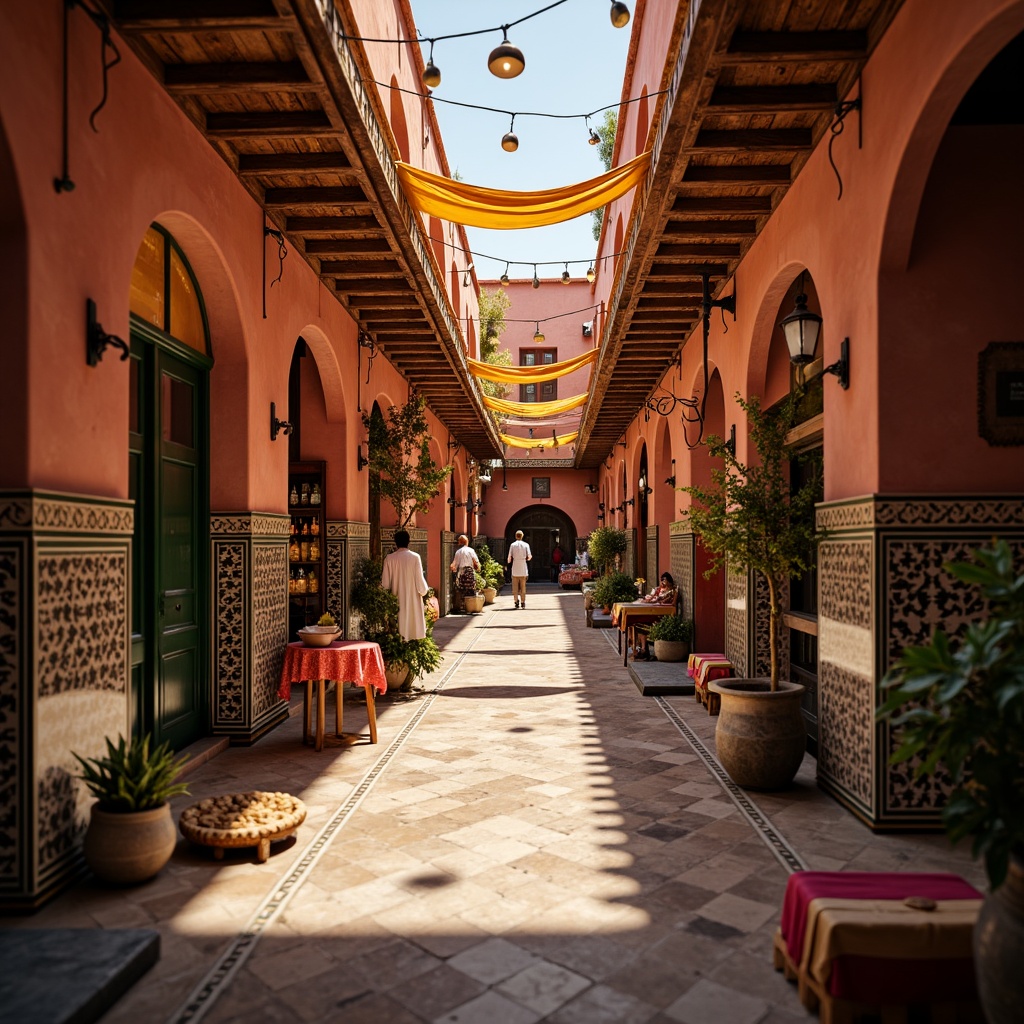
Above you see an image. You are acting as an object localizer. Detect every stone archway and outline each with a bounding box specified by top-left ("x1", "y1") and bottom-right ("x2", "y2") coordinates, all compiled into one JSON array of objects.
[{"x1": 505, "y1": 505, "x2": 577, "y2": 582}]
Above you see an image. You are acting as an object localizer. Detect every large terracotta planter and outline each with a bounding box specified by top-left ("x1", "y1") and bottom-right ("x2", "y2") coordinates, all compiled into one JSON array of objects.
[
  {"x1": 974, "y1": 856, "x2": 1024, "y2": 1024},
  {"x1": 707, "y1": 678, "x2": 807, "y2": 790},
  {"x1": 482, "y1": 586, "x2": 497, "y2": 605},
  {"x1": 83, "y1": 802, "x2": 177, "y2": 884},
  {"x1": 653, "y1": 639, "x2": 690, "y2": 663},
  {"x1": 463, "y1": 594, "x2": 485, "y2": 613},
  {"x1": 385, "y1": 661, "x2": 411, "y2": 691}
]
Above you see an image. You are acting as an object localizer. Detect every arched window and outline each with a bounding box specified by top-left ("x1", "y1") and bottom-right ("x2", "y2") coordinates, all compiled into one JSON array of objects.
[{"x1": 129, "y1": 224, "x2": 209, "y2": 356}]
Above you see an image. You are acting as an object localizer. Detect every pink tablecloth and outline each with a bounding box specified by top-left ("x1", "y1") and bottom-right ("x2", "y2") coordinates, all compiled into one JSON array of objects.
[{"x1": 277, "y1": 640, "x2": 387, "y2": 701}]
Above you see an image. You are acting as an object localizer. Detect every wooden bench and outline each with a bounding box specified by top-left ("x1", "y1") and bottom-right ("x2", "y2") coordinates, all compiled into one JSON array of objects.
[{"x1": 773, "y1": 871, "x2": 983, "y2": 1024}]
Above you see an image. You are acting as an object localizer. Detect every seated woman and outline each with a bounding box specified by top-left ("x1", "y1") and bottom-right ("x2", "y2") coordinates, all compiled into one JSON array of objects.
[{"x1": 641, "y1": 572, "x2": 677, "y2": 605}]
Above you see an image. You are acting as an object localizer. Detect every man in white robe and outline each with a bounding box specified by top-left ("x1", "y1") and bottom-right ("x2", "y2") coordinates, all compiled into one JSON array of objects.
[{"x1": 381, "y1": 529, "x2": 429, "y2": 640}]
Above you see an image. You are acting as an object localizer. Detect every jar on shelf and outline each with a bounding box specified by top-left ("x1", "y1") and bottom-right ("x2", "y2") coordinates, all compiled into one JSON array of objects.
[
  {"x1": 307, "y1": 569, "x2": 318, "y2": 594},
  {"x1": 310, "y1": 483, "x2": 321, "y2": 506},
  {"x1": 296, "y1": 568, "x2": 306, "y2": 593},
  {"x1": 300, "y1": 483, "x2": 310, "y2": 505},
  {"x1": 309, "y1": 537, "x2": 320, "y2": 561},
  {"x1": 311, "y1": 518, "x2": 320, "y2": 537},
  {"x1": 289, "y1": 484, "x2": 299, "y2": 506},
  {"x1": 289, "y1": 536, "x2": 301, "y2": 562}
]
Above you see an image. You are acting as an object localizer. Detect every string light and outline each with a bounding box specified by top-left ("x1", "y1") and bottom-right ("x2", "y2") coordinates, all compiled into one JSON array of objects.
[
  {"x1": 487, "y1": 28, "x2": 525, "y2": 79},
  {"x1": 432, "y1": 236, "x2": 622, "y2": 279},
  {"x1": 501, "y1": 115, "x2": 519, "y2": 152},
  {"x1": 561, "y1": 264, "x2": 571, "y2": 285},
  {"x1": 421, "y1": 41, "x2": 441, "y2": 88},
  {"x1": 610, "y1": 2, "x2": 631, "y2": 28},
  {"x1": 532, "y1": 265, "x2": 540, "y2": 289},
  {"x1": 500, "y1": 263, "x2": 510, "y2": 286},
  {"x1": 383, "y1": 80, "x2": 668, "y2": 152},
  {"x1": 586, "y1": 265, "x2": 596, "y2": 284},
  {"x1": 533, "y1": 322, "x2": 545, "y2": 343}
]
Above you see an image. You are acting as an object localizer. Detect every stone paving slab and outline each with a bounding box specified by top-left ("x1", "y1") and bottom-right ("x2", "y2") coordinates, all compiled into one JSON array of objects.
[{"x1": 5, "y1": 585, "x2": 984, "y2": 1024}]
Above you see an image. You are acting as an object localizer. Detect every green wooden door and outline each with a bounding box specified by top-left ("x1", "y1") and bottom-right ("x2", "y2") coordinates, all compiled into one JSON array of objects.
[{"x1": 129, "y1": 332, "x2": 208, "y2": 750}]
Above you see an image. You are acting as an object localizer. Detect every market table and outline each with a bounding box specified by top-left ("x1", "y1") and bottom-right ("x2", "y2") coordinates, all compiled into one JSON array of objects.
[
  {"x1": 277, "y1": 640, "x2": 387, "y2": 751},
  {"x1": 611, "y1": 602, "x2": 676, "y2": 665}
]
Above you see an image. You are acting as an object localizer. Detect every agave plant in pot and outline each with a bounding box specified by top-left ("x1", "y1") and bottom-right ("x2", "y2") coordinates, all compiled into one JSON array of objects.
[
  {"x1": 877, "y1": 540, "x2": 1024, "y2": 1024},
  {"x1": 681, "y1": 391, "x2": 821, "y2": 790},
  {"x1": 73, "y1": 734, "x2": 190, "y2": 884}
]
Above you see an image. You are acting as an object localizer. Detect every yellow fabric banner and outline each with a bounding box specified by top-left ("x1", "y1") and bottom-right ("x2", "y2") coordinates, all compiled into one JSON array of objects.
[
  {"x1": 396, "y1": 152, "x2": 651, "y2": 229},
  {"x1": 500, "y1": 431, "x2": 578, "y2": 450},
  {"x1": 468, "y1": 349, "x2": 596, "y2": 383},
  {"x1": 483, "y1": 393, "x2": 587, "y2": 417}
]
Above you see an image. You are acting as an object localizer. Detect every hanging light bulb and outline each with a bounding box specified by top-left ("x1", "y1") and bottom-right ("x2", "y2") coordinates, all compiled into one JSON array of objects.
[
  {"x1": 586, "y1": 117, "x2": 601, "y2": 145},
  {"x1": 501, "y1": 115, "x2": 519, "y2": 152},
  {"x1": 421, "y1": 42, "x2": 441, "y2": 88},
  {"x1": 533, "y1": 322, "x2": 545, "y2": 343},
  {"x1": 610, "y1": 1, "x2": 631, "y2": 28},
  {"x1": 532, "y1": 265, "x2": 540, "y2": 289},
  {"x1": 462, "y1": 262, "x2": 474, "y2": 287},
  {"x1": 499, "y1": 263, "x2": 510, "y2": 287},
  {"x1": 561, "y1": 263, "x2": 571, "y2": 285},
  {"x1": 586, "y1": 264, "x2": 596, "y2": 284},
  {"x1": 488, "y1": 29, "x2": 525, "y2": 79}
]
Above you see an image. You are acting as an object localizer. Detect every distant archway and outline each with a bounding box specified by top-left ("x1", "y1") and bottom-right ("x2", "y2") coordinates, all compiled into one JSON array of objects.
[{"x1": 506, "y1": 505, "x2": 577, "y2": 582}]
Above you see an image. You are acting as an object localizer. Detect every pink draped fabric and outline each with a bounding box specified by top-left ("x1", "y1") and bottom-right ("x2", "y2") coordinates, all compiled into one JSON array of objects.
[{"x1": 277, "y1": 641, "x2": 387, "y2": 701}]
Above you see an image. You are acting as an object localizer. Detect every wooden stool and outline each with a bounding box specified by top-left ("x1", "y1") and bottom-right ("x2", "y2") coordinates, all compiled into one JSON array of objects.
[
  {"x1": 303, "y1": 678, "x2": 378, "y2": 751},
  {"x1": 688, "y1": 653, "x2": 734, "y2": 715}
]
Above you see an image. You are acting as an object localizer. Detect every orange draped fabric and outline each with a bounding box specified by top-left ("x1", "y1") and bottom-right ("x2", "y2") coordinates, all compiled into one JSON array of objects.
[{"x1": 467, "y1": 349, "x2": 596, "y2": 383}]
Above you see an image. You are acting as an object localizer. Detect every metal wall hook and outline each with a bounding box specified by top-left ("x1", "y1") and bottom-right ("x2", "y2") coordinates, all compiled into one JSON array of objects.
[
  {"x1": 270, "y1": 402, "x2": 293, "y2": 441},
  {"x1": 86, "y1": 300, "x2": 129, "y2": 366},
  {"x1": 828, "y1": 90, "x2": 862, "y2": 201}
]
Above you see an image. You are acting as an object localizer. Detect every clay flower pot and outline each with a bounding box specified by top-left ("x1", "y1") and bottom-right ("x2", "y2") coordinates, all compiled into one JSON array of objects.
[
  {"x1": 384, "y1": 662, "x2": 411, "y2": 691},
  {"x1": 463, "y1": 594, "x2": 485, "y2": 613}
]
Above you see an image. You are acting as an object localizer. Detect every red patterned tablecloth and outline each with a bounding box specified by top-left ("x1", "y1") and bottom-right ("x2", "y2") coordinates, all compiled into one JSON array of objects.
[{"x1": 277, "y1": 641, "x2": 387, "y2": 701}]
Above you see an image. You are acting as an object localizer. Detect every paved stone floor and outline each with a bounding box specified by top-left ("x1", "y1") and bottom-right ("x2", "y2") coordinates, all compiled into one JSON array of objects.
[{"x1": 11, "y1": 586, "x2": 983, "y2": 1024}]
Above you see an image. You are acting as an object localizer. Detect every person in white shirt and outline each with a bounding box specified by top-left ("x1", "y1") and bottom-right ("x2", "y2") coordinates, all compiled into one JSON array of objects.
[
  {"x1": 449, "y1": 534, "x2": 480, "y2": 612},
  {"x1": 577, "y1": 549, "x2": 589, "y2": 568},
  {"x1": 506, "y1": 530, "x2": 532, "y2": 609},
  {"x1": 381, "y1": 529, "x2": 429, "y2": 640}
]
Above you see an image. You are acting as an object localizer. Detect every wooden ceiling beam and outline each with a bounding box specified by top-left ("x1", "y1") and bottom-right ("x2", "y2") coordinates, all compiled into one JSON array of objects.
[
  {"x1": 206, "y1": 111, "x2": 335, "y2": 139},
  {"x1": 334, "y1": 279, "x2": 412, "y2": 294},
  {"x1": 347, "y1": 296, "x2": 422, "y2": 310},
  {"x1": 691, "y1": 128, "x2": 813, "y2": 152},
  {"x1": 681, "y1": 164, "x2": 791, "y2": 186},
  {"x1": 164, "y1": 61, "x2": 315, "y2": 94},
  {"x1": 662, "y1": 219, "x2": 757, "y2": 236},
  {"x1": 646, "y1": 262, "x2": 730, "y2": 278},
  {"x1": 290, "y1": 216, "x2": 381, "y2": 235},
  {"x1": 655, "y1": 242, "x2": 742, "y2": 258},
  {"x1": 319, "y1": 260, "x2": 403, "y2": 276},
  {"x1": 303, "y1": 236, "x2": 391, "y2": 254},
  {"x1": 671, "y1": 196, "x2": 772, "y2": 214},
  {"x1": 238, "y1": 152, "x2": 354, "y2": 177},
  {"x1": 264, "y1": 185, "x2": 368, "y2": 207},
  {"x1": 707, "y1": 84, "x2": 837, "y2": 113},
  {"x1": 722, "y1": 30, "x2": 867, "y2": 64}
]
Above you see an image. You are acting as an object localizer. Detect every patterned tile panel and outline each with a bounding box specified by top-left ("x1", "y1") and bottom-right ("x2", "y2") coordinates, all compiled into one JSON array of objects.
[
  {"x1": 875, "y1": 498, "x2": 1024, "y2": 528},
  {"x1": 818, "y1": 663, "x2": 873, "y2": 810},
  {"x1": 669, "y1": 525, "x2": 694, "y2": 622},
  {"x1": 725, "y1": 569, "x2": 747, "y2": 678},
  {"x1": 326, "y1": 541, "x2": 344, "y2": 629},
  {"x1": 0, "y1": 544, "x2": 21, "y2": 884},
  {"x1": 0, "y1": 494, "x2": 133, "y2": 535},
  {"x1": 252, "y1": 544, "x2": 288, "y2": 723},
  {"x1": 213, "y1": 541, "x2": 246, "y2": 724},
  {"x1": 36, "y1": 551, "x2": 128, "y2": 698},
  {"x1": 211, "y1": 514, "x2": 290, "y2": 537},
  {"x1": 752, "y1": 570, "x2": 789, "y2": 681},
  {"x1": 819, "y1": 540, "x2": 872, "y2": 631}
]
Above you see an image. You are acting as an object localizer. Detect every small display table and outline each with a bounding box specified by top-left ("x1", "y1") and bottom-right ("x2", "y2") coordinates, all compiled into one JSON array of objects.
[
  {"x1": 278, "y1": 640, "x2": 387, "y2": 751},
  {"x1": 774, "y1": 871, "x2": 982, "y2": 1023},
  {"x1": 179, "y1": 791, "x2": 307, "y2": 863},
  {"x1": 687, "y1": 653, "x2": 735, "y2": 714},
  {"x1": 611, "y1": 602, "x2": 675, "y2": 665}
]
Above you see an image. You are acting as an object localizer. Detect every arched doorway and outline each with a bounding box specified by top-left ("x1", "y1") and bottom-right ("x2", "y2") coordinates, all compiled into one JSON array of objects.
[
  {"x1": 128, "y1": 222, "x2": 211, "y2": 750},
  {"x1": 636, "y1": 442, "x2": 651, "y2": 585},
  {"x1": 506, "y1": 505, "x2": 577, "y2": 582}
]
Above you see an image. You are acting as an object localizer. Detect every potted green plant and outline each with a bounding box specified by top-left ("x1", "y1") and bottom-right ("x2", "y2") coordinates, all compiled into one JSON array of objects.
[
  {"x1": 73, "y1": 734, "x2": 190, "y2": 884},
  {"x1": 591, "y1": 571, "x2": 640, "y2": 613},
  {"x1": 878, "y1": 540, "x2": 1024, "y2": 1024},
  {"x1": 647, "y1": 615, "x2": 694, "y2": 662},
  {"x1": 350, "y1": 557, "x2": 443, "y2": 691},
  {"x1": 681, "y1": 391, "x2": 821, "y2": 790},
  {"x1": 463, "y1": 571, "x2": 487, "y2": 614},
  {"x1": 588, "y1": 526, "x2": 628, "y2": 575}
]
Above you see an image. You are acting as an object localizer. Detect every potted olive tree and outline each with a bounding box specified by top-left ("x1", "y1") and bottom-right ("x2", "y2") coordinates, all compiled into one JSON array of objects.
[
  {"x1": 587, "y1": 526, "x2": 628, "y2": 576},
  {"x1": 681, "y1": 391, "x2": 821, "y2": 790},
  {"x1": 73, "y1": 734, "x2": 190, "y2": 884},
  {"x1": 878, "y1": 540, "x2": 1024, "y2": 1024},
  {"x1": 591, "y1": 571, "x2": 640, "y2": 613}
]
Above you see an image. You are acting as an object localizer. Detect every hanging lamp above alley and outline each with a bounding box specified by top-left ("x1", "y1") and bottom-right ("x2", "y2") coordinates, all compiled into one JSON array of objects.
[{"x1": 488, "y1": 30, "x2": 525, "y2": 78}]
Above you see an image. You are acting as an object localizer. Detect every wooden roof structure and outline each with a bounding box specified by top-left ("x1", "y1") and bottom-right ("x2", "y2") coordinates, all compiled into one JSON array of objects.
[
  {"x1": 105, "y1": 0, "x2": 903, "y2": 469},
  {"x1": 103, "y1": 0, "x2": 502, "y2": 459},
  {"x1": 573, "y1": 0, "x2": 904, "y2": 467}
]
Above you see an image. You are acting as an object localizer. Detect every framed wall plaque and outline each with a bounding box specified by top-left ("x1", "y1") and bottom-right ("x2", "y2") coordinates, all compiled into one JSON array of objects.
[
  {"x1": 978, "y1": 341, "x2": 1024, "y2": 446},
  {"x1": 532, "y1": 477, "x2": 551, "y2": 498}
]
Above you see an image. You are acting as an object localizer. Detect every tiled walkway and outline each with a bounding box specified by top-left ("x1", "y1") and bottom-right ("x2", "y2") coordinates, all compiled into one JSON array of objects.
[{"x1": 13, "y1": 587, "x2": 981, "y2": 1023}]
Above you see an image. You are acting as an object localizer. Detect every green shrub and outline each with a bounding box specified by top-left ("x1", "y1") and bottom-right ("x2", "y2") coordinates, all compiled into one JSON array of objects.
[
  {"x1": 73, "y1": 734, "x2": 190, "y2": 813},
  {"x1": 369, "y1": 630, "x2": 443, "y2": 681},
  {"x1": 647, "y1": 616, "x2": 694, "y2": 643},
  {"x1": 588, "y1": 526, "x2": 628, "y2": 574},
  {"x1": 350, "y1": 557, "x2": 399, "y2": 632},
  {"x1": 591, "y1": 571, "x2": 639, "y2": 608}
]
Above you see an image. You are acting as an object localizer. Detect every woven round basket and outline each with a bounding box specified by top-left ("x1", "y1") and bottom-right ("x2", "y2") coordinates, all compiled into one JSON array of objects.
[{"x1": 179, "y1": 791, "x2": 307, "y2": 863}]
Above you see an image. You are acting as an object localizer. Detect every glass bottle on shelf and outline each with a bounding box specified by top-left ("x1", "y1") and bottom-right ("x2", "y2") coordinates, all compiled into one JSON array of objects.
[
  {"x1": 289, "y1": 534, "x2": 301, "y2": 562},
  {"x1": 311, "y1": 483, "x2": 321, "y2": 506},
  {"x1": 311, "y1": 518, "x2": 319, "y2": 537},
  {"x1": 300, "y1": 482, "x2": 310, "y2": 505},
  {"x1": 309, "y1": 535, "x2": 320, "y2": 561},
  {"x1": 300, "y1": 521, "x2": 310, "y2": 561},
  {"x1": 307, "y1": 569, "x2": 318, "y2": 594},
  {"x1": 289, "y1": 484, "x2": 299, "y2": 506},
  {"x1": 296, "y1": 568, "x2": 306, "y2": 593}
]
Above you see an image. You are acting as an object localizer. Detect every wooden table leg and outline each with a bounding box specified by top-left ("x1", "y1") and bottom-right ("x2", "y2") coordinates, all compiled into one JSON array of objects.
[
  {"x1": 303, "y1": 679, "x2": 313, "y2": 745},
  {"x1": 315, "y1": 678, "x2": 326, "y2": 752},
  {"x1": 335, "y1": 680, "x2": 344, "y2": 737},
  {"x1": 365, "y1": 684, "x2": 378, "y2": 744}
]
